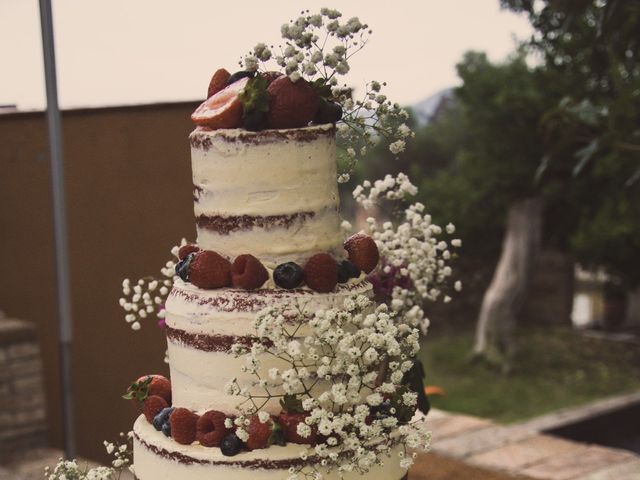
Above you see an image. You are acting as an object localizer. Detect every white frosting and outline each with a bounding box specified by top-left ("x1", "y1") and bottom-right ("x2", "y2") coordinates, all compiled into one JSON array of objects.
[
  {"x1": 191, "y1": 124, "x2": 344, "y2": 267},
  {"x1": 133, "y1": 415, "x2": 407, "y2": 480},
  {"x1": 165, "y1": 278, "x2": 373, "y2": 413}
]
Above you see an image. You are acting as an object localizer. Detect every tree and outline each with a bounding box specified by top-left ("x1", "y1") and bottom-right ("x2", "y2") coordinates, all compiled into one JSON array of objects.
[{"x1": 501, "y1": 0, "x2": 640, "y2": 287}]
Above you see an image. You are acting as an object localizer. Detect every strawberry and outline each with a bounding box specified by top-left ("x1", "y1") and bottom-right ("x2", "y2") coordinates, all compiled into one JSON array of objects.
[
  {"x1": 196, "y1": 410, "x2": 230, "y2": 447},
  {"x1": 189, "y1": 250, "x2": 232, "y2": 289},
  {"x1": 265, "y1": 76, "x2": 320, "y2": 129},
  {"x1": 245, "y1": 415, "x2": 275, "y2": 450},
  {"x1": 123, "y1": 374, "x2": 171, "y2": 404},
  {"x1": 344, "y1": 233, "x2": 380, "y2": 274},
  {"x1": 303, "y1": 253, "x2": 338, "y2": 293},
  {"x1": 170, "y1": 408, "x2": 199, "y2": 445},
  {"x1": 207, "y1": 68, "x2": 231, "y2": 98},
  {"x1": 178, "y1": 244, "x2": 200, "y2": 260},
  {"x1": 231, "y1": 254, "x2": 268, "y2": 290},
  {"x1": 278, "y1": 412, "x2": 316, "y2": 445},
  {"x1": 191, "y1": 77, "x2": 248, "y2": 129},
  {"x1": 143, "y1": 395, "x2": 169, "y2": 423}
]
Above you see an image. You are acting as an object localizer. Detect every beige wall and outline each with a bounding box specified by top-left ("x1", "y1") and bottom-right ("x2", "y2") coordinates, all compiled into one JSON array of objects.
[{"x1": 0, "y1": 102, "x2": 199, "y2": 461}]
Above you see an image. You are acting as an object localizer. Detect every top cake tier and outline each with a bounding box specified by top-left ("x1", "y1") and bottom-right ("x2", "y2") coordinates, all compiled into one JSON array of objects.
[{"x1": 190, "y1": 123, "x2": 344, "y2": 268}]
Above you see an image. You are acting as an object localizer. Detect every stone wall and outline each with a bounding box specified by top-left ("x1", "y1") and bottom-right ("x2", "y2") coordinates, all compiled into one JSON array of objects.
[{"x1": 0, "y1": 318, "x2": 47, "y2": 463}]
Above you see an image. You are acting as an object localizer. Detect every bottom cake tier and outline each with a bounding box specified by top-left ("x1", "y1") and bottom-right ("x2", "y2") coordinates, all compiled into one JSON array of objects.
[{"x1": 133, "y1": 416, "x2": 409, "y2": 480}]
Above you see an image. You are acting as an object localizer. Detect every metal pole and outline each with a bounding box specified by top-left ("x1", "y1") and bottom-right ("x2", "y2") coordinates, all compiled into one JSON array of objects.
[{"x1": 38, "y1": 0, "x2": 76, "y2": 459}]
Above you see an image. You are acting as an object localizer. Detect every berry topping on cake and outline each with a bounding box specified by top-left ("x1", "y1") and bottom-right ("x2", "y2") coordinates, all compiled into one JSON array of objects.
[
  {"x1": 170, "y1": 408, "x2": 199, "y2": 445},
  {"x1": 191, "y1": 77, "x2": 249, "y2": 129},
  {"x1": 231, "y1": 254, "x2": 269, "y2": 290},
  {"x1": 265, "y1": 76, "x2": 320, "y2": 129},
  {"x1": 220, "y1": 432, "x2": 243, "y2": 457},
  {"x1": 245, "y1": 414, "x2": 275, "y2": 450},
  {"x1": 313, "y1": 98, "x2": 343, "y2": 124},
  {"x1": 178, "y1": 244, "x2": 200, "y2": 260},
  {"x1": 123, "y1": 374, "x2": 171, "y2": 404},
  {"x1": 143, "y1": 395, "x2": 169, "y2": 423},
  {"x1": 207, "y1": 68, "x2": 231, "y2": 98},
  {"x1": 344, "y1": 233, "x2": 380, "y2": 274},
  {"x1": 278, "y1": 412, "x2": 316, "y2": 445},
  {"x1": 303, "y1": 253, "x2": 338, "y2": 293},
  {"x1": 226, "y1": 70, "x2": 256, "y2": 86},
  {"x1": 161, "y1": 421, "x2": 172, "y2": 437},
  {"x1": 337, "y1": 259, "x2": 361, "y2": 283},
  {"x1": 188, "y1": 250, "x2": 232, "y2": 289},
  {"x1": 175, "y1": 253, "x2": 196, "y2": 281},
  {"x1": 196, "y1": 410, "x2": 229, "y2": 447},
  {"x1": 273, "y1": 262, "x2": 304, "y2": 289},
  {"x1": 153, "y1": 407, "x2": 174, "y2": 432}
]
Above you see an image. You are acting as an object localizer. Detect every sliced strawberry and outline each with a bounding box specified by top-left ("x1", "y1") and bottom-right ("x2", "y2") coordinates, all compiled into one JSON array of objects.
[
  {"x1": 207, "y1": 68, "x2": 231, "y2": 98},
  {"x1": 192, "y1": 77, "x2": 248, "y2": 129}
]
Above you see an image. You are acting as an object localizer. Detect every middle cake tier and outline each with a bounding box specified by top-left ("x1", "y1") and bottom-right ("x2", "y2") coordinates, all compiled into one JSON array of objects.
[{"x1": 165, "y1": 278, "x2": 372, "y2": 415}]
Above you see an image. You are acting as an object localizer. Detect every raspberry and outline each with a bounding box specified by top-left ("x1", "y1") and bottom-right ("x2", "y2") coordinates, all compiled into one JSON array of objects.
[
  {"x1": 231, "y1": 254, "x2": 268, "y2": 290},
  {"x1": 245, "y1": 415, "x2": 274, "y2": 450},
  {"x1": 303, "y1": 253, "x2": 338, "y2": 293},
  {"x1": 143, "y1": 395, "x2": 169, "y2": 423},
  {"x1": 344, "y1": 233, "x2": 380, "y2": 274},
  {"x1": 196, "y1": 410, "x2": 230, "y2": 447},
  {"x1": 178, "y1": 244, "x2": 200, "y2": 260},
  {"x1": 189, "y1": 250, "x2": 232, "y2": 289},
  {"x1": 170, "y1": 408, "x2": 199, "y2": 445}
]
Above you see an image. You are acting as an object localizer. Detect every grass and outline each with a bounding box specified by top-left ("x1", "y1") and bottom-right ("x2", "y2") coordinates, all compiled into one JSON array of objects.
[{"x1": 418, "y1": 327, "x2": 640, "y2": 423}]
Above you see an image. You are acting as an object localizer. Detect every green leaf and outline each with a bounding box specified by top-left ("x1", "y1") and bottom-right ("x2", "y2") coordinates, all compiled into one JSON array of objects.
[
  {"x1": 311, "y1": 78, "x2": 332, "y2": 99},
  {"x1": 279, "y1": 394, "x2": 304, "y2": 413},
  {"x1": 268, "y1": 421, "x2": 285, "y2": 446},
  {"x1": 239, "y1": 76, "x2": 270, "y2": 115}
]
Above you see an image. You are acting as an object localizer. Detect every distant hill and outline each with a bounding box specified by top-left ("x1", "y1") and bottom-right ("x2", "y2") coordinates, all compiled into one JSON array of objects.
[{"x1": 411, "y1": 88, "x2": 455, "y2": 126}]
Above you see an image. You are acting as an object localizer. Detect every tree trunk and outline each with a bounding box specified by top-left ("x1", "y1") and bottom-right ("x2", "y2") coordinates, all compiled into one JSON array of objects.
[{"x1": 473, "y1": 198, "x2": 543, "y2": 363}]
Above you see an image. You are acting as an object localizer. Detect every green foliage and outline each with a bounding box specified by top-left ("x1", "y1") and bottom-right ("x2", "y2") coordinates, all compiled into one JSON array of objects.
[
  {"x1": 419, "y1": 327, "x2": 640, "y2": 422},
  {"x1": 501, "y1": 0, "x2": 640, "y2": 286},
  {"x1": 239, "y1": 75, "x2": 270, "y2": 115}
]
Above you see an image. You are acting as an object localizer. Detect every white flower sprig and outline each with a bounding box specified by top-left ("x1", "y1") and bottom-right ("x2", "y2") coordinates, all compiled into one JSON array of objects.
[
  {"x1": 353, "y1": 173, "x2": 461, "y2": 333},
  {"x1": 118, "y1": 239, "x2": 188, "y2": 330},
  {"x1": 227, "y1": 295, "x2": 430, "y2": 476},
  {"x1": 242, "y1": 9, "x2": 414, "y2": 182},
  {"x1": 45, "y1": 432, "x2": 133, "y2": 480}
]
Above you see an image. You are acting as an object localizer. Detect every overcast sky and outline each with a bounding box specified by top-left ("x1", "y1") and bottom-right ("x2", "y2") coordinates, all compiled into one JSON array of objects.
[{"x1": 0, "y1": 0, "x2": 532, "y2": 111}]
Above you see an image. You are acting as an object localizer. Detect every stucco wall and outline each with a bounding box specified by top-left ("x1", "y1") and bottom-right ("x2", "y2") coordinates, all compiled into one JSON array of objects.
[{"x1": 0, "y1": 102, "x2": 198, "y2": 461}]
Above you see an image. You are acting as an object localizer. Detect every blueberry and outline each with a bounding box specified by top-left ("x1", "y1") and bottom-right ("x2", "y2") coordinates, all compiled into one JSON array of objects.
[
  {"x1": 226, "y1": 70, "x2": 255, "y2": 85},
  {"x1": 273, "y1": 262, "x2": 304, "y2": 289},
  {"x1": 161, "y1": 420, "x2": 172, "y2": 437},
  {"x1": 337, "y1": 260, "x2": 360, "y2": 283},
  {"x1": 175, "y1": 253, "x2": 196, "y2": 282},
  {"x1": 153, "y1": 407, "x2": 175, "y2": 431},
  {"x1": 313, "y1": 99, "x2": 343, "y2": 124},
  {"x1": 243, "y1": 110, "x2": 266, "y2": 131},
  {"x1": 220, "y1": 433, "x2": 243, "y2": 456}
]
